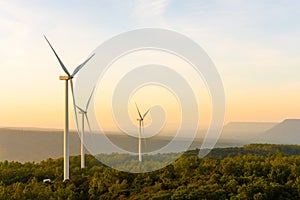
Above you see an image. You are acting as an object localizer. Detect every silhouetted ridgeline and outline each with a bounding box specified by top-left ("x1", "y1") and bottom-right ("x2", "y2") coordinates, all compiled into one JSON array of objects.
[{"x1": 0, "y1": 144, "x2": 300, "y2": 199}]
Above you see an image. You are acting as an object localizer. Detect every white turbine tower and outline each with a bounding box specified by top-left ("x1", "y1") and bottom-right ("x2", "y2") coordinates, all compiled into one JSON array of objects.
[
  {"x1": 75, "y1": 87, "x2": 94, "y2": 168},
  {"x1": 135, "y1": 103, "x2": 150, "y2": 162},
  {"x1": 44, "y1": 35, "x2": 94, "y2": 180}
]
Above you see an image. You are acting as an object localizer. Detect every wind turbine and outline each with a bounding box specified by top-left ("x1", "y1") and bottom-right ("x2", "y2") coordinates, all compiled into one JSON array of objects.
[
  {"x1": 44, "y1": 35, "x2": 94, "y2": 180},
  {"x1": 135, "y1": 103, "x2": 150, "y2": 162},
  {"x1": 75, "y1": 87, "x2": 94, "y2": 168}
]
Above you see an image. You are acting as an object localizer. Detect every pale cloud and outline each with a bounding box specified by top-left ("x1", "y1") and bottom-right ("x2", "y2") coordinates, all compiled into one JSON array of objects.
[
  {"x1": 132, "y1": 0, "x2": 171, "y2": 26},
  {"x1": 160, "y1": 1, "x2": 300, "y2": 79}
]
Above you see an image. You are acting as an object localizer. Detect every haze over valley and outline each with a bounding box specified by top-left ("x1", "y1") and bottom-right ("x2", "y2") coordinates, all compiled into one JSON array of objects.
[{"x1": 1, "y1": 119, "x2": 299, "y2": 162}]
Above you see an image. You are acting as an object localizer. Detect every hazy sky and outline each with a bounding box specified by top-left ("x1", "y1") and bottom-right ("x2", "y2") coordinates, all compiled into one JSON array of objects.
[{"x1": 0, "y1": 0, "x2": 299, "y2": 129}]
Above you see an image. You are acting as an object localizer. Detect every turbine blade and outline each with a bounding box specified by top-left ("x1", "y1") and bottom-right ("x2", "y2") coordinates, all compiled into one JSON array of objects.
[
  {"x1": 86, "y1": 86, "x2": 95, "y2": 111},
  {"x1": 135, "y1": 102, "x2": 142, "y2": 119},
  {"x1": 71, "y1": 53, "x2": 95, "y2": 77},
  {"x1": 76, "y1": 105, "x2": 85, "y2": 113},
  {"x1": 44, "y1": 35, "x2": 71, "y2": 76},
  {"x1": 85, "y1": 114, "x2": 92, "y2": 133},
  {"x1": 143, "y1": 108, "x2": 151, "y2": 119},
  {"x1": 70, "y1": 79, "x2": 79, "y2": 132}
]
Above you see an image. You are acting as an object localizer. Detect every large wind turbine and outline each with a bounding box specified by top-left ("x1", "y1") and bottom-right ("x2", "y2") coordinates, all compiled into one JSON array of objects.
[
  {"x1": 75, "y1": 87, "x2": 94, "y2": 168},
  {"x1": 44, "y1": 35, "x2": 94, "y2": 180},
  {"x1": 135, "y1": 103, "x2": 150, "y2": 162}
]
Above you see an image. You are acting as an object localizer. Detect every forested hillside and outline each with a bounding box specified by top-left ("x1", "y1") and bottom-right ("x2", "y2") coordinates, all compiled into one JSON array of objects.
[{"x1": 0, "y1": 144, "x2": 300, "y2": 199}]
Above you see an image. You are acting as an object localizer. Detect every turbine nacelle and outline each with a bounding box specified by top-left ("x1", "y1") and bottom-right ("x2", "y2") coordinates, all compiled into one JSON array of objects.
[{"x1": 59, "y1": 75, "x2": 73, "y2": 80}]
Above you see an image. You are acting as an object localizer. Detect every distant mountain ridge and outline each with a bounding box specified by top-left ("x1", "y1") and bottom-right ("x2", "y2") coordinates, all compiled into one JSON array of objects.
[
  {"x1": 263, "y1": 119, "x2": 300, "y2": 144},
  {"x1": 0, "y1": 127, "x2": 72, "y2": 132},
  {"x1": 220, "y1": 120, "x2": 300, "y2": 144},
  {"x1": 0, "y1": 128, "x2": 81, "y2": 162},
  {"x1": 223, "y1": 122, "x2": 276, "y2": 133},
  {"x1": 0, "y1": 119, "x2": 300, "y2": 162},
  {"x1": 219, "y1": 121, "x2": 277, "y2": 142}
]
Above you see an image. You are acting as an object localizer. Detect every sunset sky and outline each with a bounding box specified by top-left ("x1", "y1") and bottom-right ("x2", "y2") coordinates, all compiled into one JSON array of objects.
[{"x1": 0, "y1": 0, "x2": 299, "y2": 130}]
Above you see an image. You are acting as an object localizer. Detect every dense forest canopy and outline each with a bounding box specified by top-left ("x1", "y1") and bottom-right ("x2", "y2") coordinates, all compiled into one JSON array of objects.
[{"x1": 0, "y1": 144, "x2": 300, "y2": 199}]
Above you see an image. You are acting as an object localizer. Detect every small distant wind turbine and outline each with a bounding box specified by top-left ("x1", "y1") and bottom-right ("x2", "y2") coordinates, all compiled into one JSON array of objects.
[
  {"x1": 75, "y1": 87, "x2": 94, "y2": 168},
  {"x1": 135, "y1": 103, "x2": 150, "y2": 162},
  {"x1": 44, "y1": 35, "x2": 94, "y2": 180}
]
